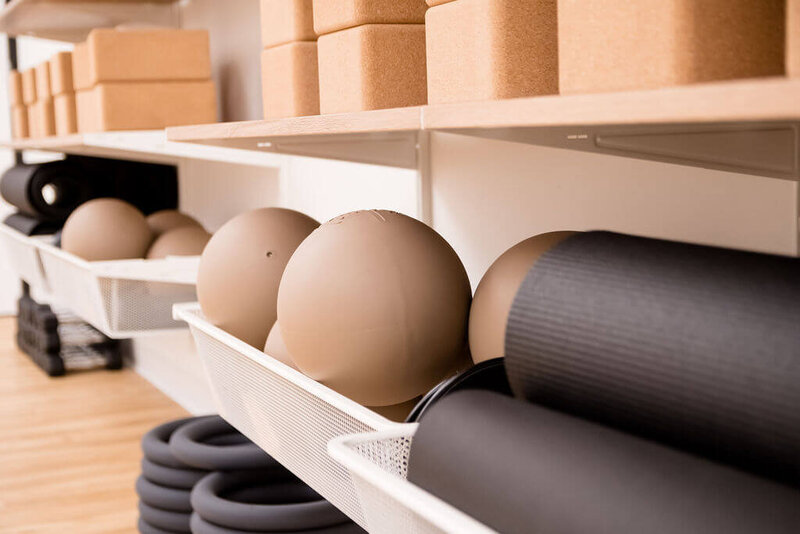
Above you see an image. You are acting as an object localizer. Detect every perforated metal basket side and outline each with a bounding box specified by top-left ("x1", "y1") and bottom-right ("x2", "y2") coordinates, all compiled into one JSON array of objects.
[
  {"x1": 174, "y1": 303, "x2": 409, "y2": 530},
  {"x1": 0, "y1": 225, "x2": 50, "y2": 291},
  {"x1": 329, "y1": 429, "x2": 497, "y2": 534}
]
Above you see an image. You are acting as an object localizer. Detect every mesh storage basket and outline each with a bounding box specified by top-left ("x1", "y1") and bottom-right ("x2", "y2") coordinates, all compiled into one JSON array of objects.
[
  {"x1": 0, "y1": 224, "x2": 50, "y2": 291},
  {"x1": 36, "y1": 242, "x2": 199, "y2": 338},
  {"x1": 329, "y1": 428, "x2": 496, "y2": 534},
  {"x1": 173, "y1": 303, "x2": 411, "y2": 529}
]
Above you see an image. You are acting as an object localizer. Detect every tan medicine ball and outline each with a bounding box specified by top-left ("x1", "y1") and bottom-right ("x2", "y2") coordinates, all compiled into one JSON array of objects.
[
  {"x1": 277, "y1": 210, "x2": 472, "y2": 407},
  {"x1": 147, "y1": 226, "x2": 211, "y2": 259},
  {"x1": 469, "y1": 231, "x2": 576, "y2": 364},
  {"x1": 197, "y1": 208, "x2": 320, "y2": 349},
  {"x1": 264, "y1": 322, "x2": 297, "y2": 370},
  {"x1": 62, "y1": 198, "x2": 152, "y2": 261},
  {"x1": 146, "y1": 210, "x2": 202, "y2": 237}
]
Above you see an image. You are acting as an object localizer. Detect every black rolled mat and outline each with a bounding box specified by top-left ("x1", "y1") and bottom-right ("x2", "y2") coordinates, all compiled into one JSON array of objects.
[
  {"x1": 505, "y1": 231, "x2": 800, "y2": 486},
  {"x1": 407, "y1": 391, "x2": 800, "y2": 534},
  {"x1": 0, "y1": 162, "x2": 90, "y2": 222}
]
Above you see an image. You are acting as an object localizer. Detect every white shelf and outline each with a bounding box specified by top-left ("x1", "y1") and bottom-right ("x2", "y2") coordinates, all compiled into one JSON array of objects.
[
  {"x1": 2, "y1": 130, "x2": 285, "y2": 167},
  {"x1": 0, "y1": 0, "x2": 180, "y2": 42}
]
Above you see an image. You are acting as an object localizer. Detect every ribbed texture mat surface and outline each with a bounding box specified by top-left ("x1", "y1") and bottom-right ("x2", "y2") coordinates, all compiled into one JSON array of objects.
[
  {"x1": 505, "y1": 231, "x2": 800, "y2": 486},
  {"x1": 407, "y1": 391, "x2": 800, "y2": 534}
]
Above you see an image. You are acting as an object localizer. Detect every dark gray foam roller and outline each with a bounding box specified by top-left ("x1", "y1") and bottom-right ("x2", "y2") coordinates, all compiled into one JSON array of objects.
[
  {"x1": 505, "y1": 231, "x2": 800, "y2": 486},
  {"x1": 407, "y1": 391, "x2": 800, "y2": 534}
]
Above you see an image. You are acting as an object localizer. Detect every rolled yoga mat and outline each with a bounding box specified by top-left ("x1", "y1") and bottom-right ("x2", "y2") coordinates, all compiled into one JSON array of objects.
[
  {"x1": 0, "y1": 162, "x2": 90, "y2": 222},
  {"x1": 505, "y1": 231, "x2": 800, "y2": 486},
  {"x1": 407, "y1": 391, "x2": 800, "y2": 534}
]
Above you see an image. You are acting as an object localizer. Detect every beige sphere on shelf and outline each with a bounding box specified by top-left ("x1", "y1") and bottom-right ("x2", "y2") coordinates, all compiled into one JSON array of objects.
[
  {"x1": 469, "y1": 231, "x2": 576, "y2": 364},
  {"x1": 146, "y1": 226, "x2": 211, "y2": 259},
  {"x1": 264, "y1": 321, "x2": 298, "y2": 370},
  {"x1": 369, "y1": 397, "x2": 421, "y2": 423},
  {"x1": 146, "y1": 210, "x2": 203, "y2": 237},
  {"x1": 62, "y1": 198, "x2": 152, "y2": 261},
  {"x1": 198, "y1": 207, "x2": 320, "y2": 350},
  {"x1": 277, "y1": 210, "x2": 472, "y2": 407}
]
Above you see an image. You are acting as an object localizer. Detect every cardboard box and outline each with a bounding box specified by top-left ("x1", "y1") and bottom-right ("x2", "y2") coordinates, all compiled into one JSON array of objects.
[
  {"x1": 789, "y1": 0, "x2": 800, "y2": 77},
  {"x1": 426, "y1": 0, "x2": 557, "y2": 104},
  {"x1": 31, "y1": 99, "x2": 56, "y2": 138},
  {"x1": 54, "y1": 93, "x2": 78, "y2": 136},
  {"x1": 11, "y1": 105, "x2": 28, "y2": 139},
  {"x1": 313, "y1": 0, "x2": 427, "y2": 35},
  {"x1": 76, "y1": 80, "x2": 217, "y2": 133},
  {"x1": 49, "y1": 52, "x2": 74, "y2": 96},
  {"x1": 72, "y1": 28, "x2": 212, "y2": 90},
  {"x1": 318, "y1": 24, "x2": 427, "y2": 113},
  {"x1": 261, "y1": 42, "x2": 319, "y2": 119},
  {"x1": 22, "y1": 68, "x2": 37, "y2": 105},
  {"x1": 559, "y1": 0, "x2": 785, "y2": 94},
  {"x1": 35, "y1": 62, "x2": 52, "y2": 100},
  {"x1": 261, "y1": 0, "x2": 316, "y2": 48},
  {"x1": 9, "y1": 71, "x2": 23, "y2": 106}
]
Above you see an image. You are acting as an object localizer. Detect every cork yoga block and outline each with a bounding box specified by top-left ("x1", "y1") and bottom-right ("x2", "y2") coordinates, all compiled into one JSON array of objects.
[
  {"x1": 35, "y1": 62, "x2": 52, "y2": 100},
  {"x1": 313, "y1": 0, "x2": 428, "y2": 35},
  {"x1": 789, "y1": 0, "x2": 800, "y2": 77},
  {"x1": 54, "y1": 93, "x2": 78, "y2": 136},
  {"x1": 318, "y1": 24, "x2": 427, "y2": 114},
  {"x1": 261, "y1": 0, "x2": 316, "y2": 48},
  {"x1": 30, "y1": 99, "x2": 56, "y2": 138},
  {"x1": 76, "y1": 81, "x2": 217, "y2": 133},
  {"x1": 261, "y1": 42, "x2": 320, "y2": 119},
  {"x1": 49, "y1": 52, "x2": 74, "y2": 96},
  {"x1": 9, "y1": 71, "x2": 23, "y2": 106},
  {"x1": 426, "y1": 0, "x2": 454, "y2": 5},
  {"x1": 11, "y1": 106, "x2": 28, "y2": 139},
  {"x1": 22, "y1": 68, "x2": 36, "y2": 105},
  {"x1": 426, "y1": 0, "x2": 558, "y2": 105},
  {"x1": 72, "y1": 29, "x2": 212, "y2": 90},
  {"x1": 559, "y1": 0, "x2": 785, "y2": 94}
]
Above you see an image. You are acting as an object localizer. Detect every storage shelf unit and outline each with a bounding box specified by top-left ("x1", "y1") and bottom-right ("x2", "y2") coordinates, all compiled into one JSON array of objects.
[
  {"x1": 169, "y1": 77, "x2": 800, "y2": 178},
  {"x1": 1, "y1": 130, "x2": 284, "y2": 167},
  {"x1": 0, "y1": 0, "x2": 180, "y2": 42}
]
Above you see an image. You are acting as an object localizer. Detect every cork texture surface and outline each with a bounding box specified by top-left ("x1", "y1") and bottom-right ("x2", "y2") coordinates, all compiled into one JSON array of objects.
[
  {"x1": 77, "y1": 81, "x2": 217, "y2": 133},
  {"x1": 313, "y1": 0, "x2": 427, "y2": 35},
  {"x1": 9, "y1": 71, "x2": 22, "y2": 106},
  {"x1": 426, "y1": 0, "x2": 558, "y2": 104},
  {"x1": 49, "y1": 52, "x2": 74, "y2": 96},
  {"x1": 261, "y1": 42, "x2": 320, "y2": 119},
  {"x1": 318, "y1": 24, "x2": 428, "y2": 114},
  {"x1": 789, "y1": 0, "x2": 800, "y2": 77},
  {"x1": 54, "y1": 93, "x2": 78, "y2": 136},
  {"x1": 559, "y1": 0, "x2": 785, "y2": 94},
  {"x1": 11, "y1": 105, "x2": 28, "y2": 139},
  {"x1": 21, "y1": 68, "x2": 36, "y2": 105},
  {"x1": 261, "y1": 0, "x2": 317, "y2": 48}
]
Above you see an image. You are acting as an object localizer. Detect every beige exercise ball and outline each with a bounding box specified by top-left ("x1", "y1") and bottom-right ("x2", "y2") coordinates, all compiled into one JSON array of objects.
[
  {"x1": 147, "y1": 226, "x2": 211, "y2": 259},
  {"x1": 146, "y1": 210, "x2": 202, "y2": 237},
  {"x1": 264, "y1": 322, "x2": 297, "y2": 370},
  {"x1": 370, "y1": 397, "x2": 421, "y2": 422},
  {"x1": 277, "y1": 210, "x2": 472, "y2": 407},
  {"x1": 197, "y1": 207, "x2": 320, "y2": 349},
  {"x1": 469, "y1": 231, "x2": 576, "y2": 363},
  {"x1": 62, "y1": 198, "x2": 152, "y2": 261}
]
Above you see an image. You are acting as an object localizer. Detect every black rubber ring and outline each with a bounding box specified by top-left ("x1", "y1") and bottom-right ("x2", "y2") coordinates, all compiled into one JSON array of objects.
[
  {"x1": 169, "y1": 417, "x2": 281, "y2": 471},
  {"x1": 190, "y1": 512, "x2": 365, "y2": 534},
  {"x1": 141, "y1": 457, "x2": 208, "y2": 490},
  {"x1": 137, "y1": 517, "x2": 182, "y2": 534},
  {"x1": 138, "y1": 501, "x2": 191, "y2": 533},
  {"x1": 136, "y1": 476, "x2": 192, "y2": 513},
  {"x1": 191, "y1": 471, "x2": 351, "y2": 531},
  {"x1": 142, "y1": 416, "x2": 210, "y2": 468}
]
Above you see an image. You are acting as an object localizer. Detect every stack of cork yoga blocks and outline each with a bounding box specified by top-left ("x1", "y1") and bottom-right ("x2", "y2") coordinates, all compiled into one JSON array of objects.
[
  {"x1": 50, "y1": 52, "x2": 78, "y2": 135},
  {"x1": 9, "y1": 71, "x2": 28, "y2": 139},
  {"x1": 73, "y1": 28, "x2": 217, "y2": 132}
]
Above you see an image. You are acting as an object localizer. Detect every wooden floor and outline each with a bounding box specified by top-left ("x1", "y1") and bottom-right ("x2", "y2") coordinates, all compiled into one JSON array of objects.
[{"x1": 0, "y1": 317, "x2": 188, "y2": 533}]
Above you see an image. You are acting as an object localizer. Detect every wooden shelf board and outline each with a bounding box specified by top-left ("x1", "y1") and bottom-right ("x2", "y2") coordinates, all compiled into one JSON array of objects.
[
  {"x1": 0, "y1": 0, "x2": 179, "y2": 42},
  {"x1": 170, "y1": 78, "x2": 800, "y2": 177},
  {"x1": 2, "y1": 130, "x2": 284, "y2": 168}
]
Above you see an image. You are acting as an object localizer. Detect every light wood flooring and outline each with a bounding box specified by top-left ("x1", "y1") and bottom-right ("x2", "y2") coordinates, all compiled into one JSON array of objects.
[{"x1": 0, "y1": 317, "x2": 187, "y2": 533}]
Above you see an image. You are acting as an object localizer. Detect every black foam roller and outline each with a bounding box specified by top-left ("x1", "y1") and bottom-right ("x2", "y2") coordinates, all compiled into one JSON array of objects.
[
  {"x1": 407, "y1": 391, "x2": 800, "y2": 534},
  {"x1": 505, "y1": 231, "x2": 800, "y2": 486},
  {"x1": 0, "y1": 162, "x2": 89, "y2": 221}
]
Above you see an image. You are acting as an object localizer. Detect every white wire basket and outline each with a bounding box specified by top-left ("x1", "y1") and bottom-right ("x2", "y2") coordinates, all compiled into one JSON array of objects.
[
  {"x1": 0, "y1": 224, "x2": 51, "y2": 291},
  {"x1": 329, "y1": 428, "x2": 496, "y2": 534},
  {"x1": 36, "y1": 241, "x2": 199, "y2": 339},
  {"x1": 173, "y1": 303, "x2": 410, "y2": 530}
]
